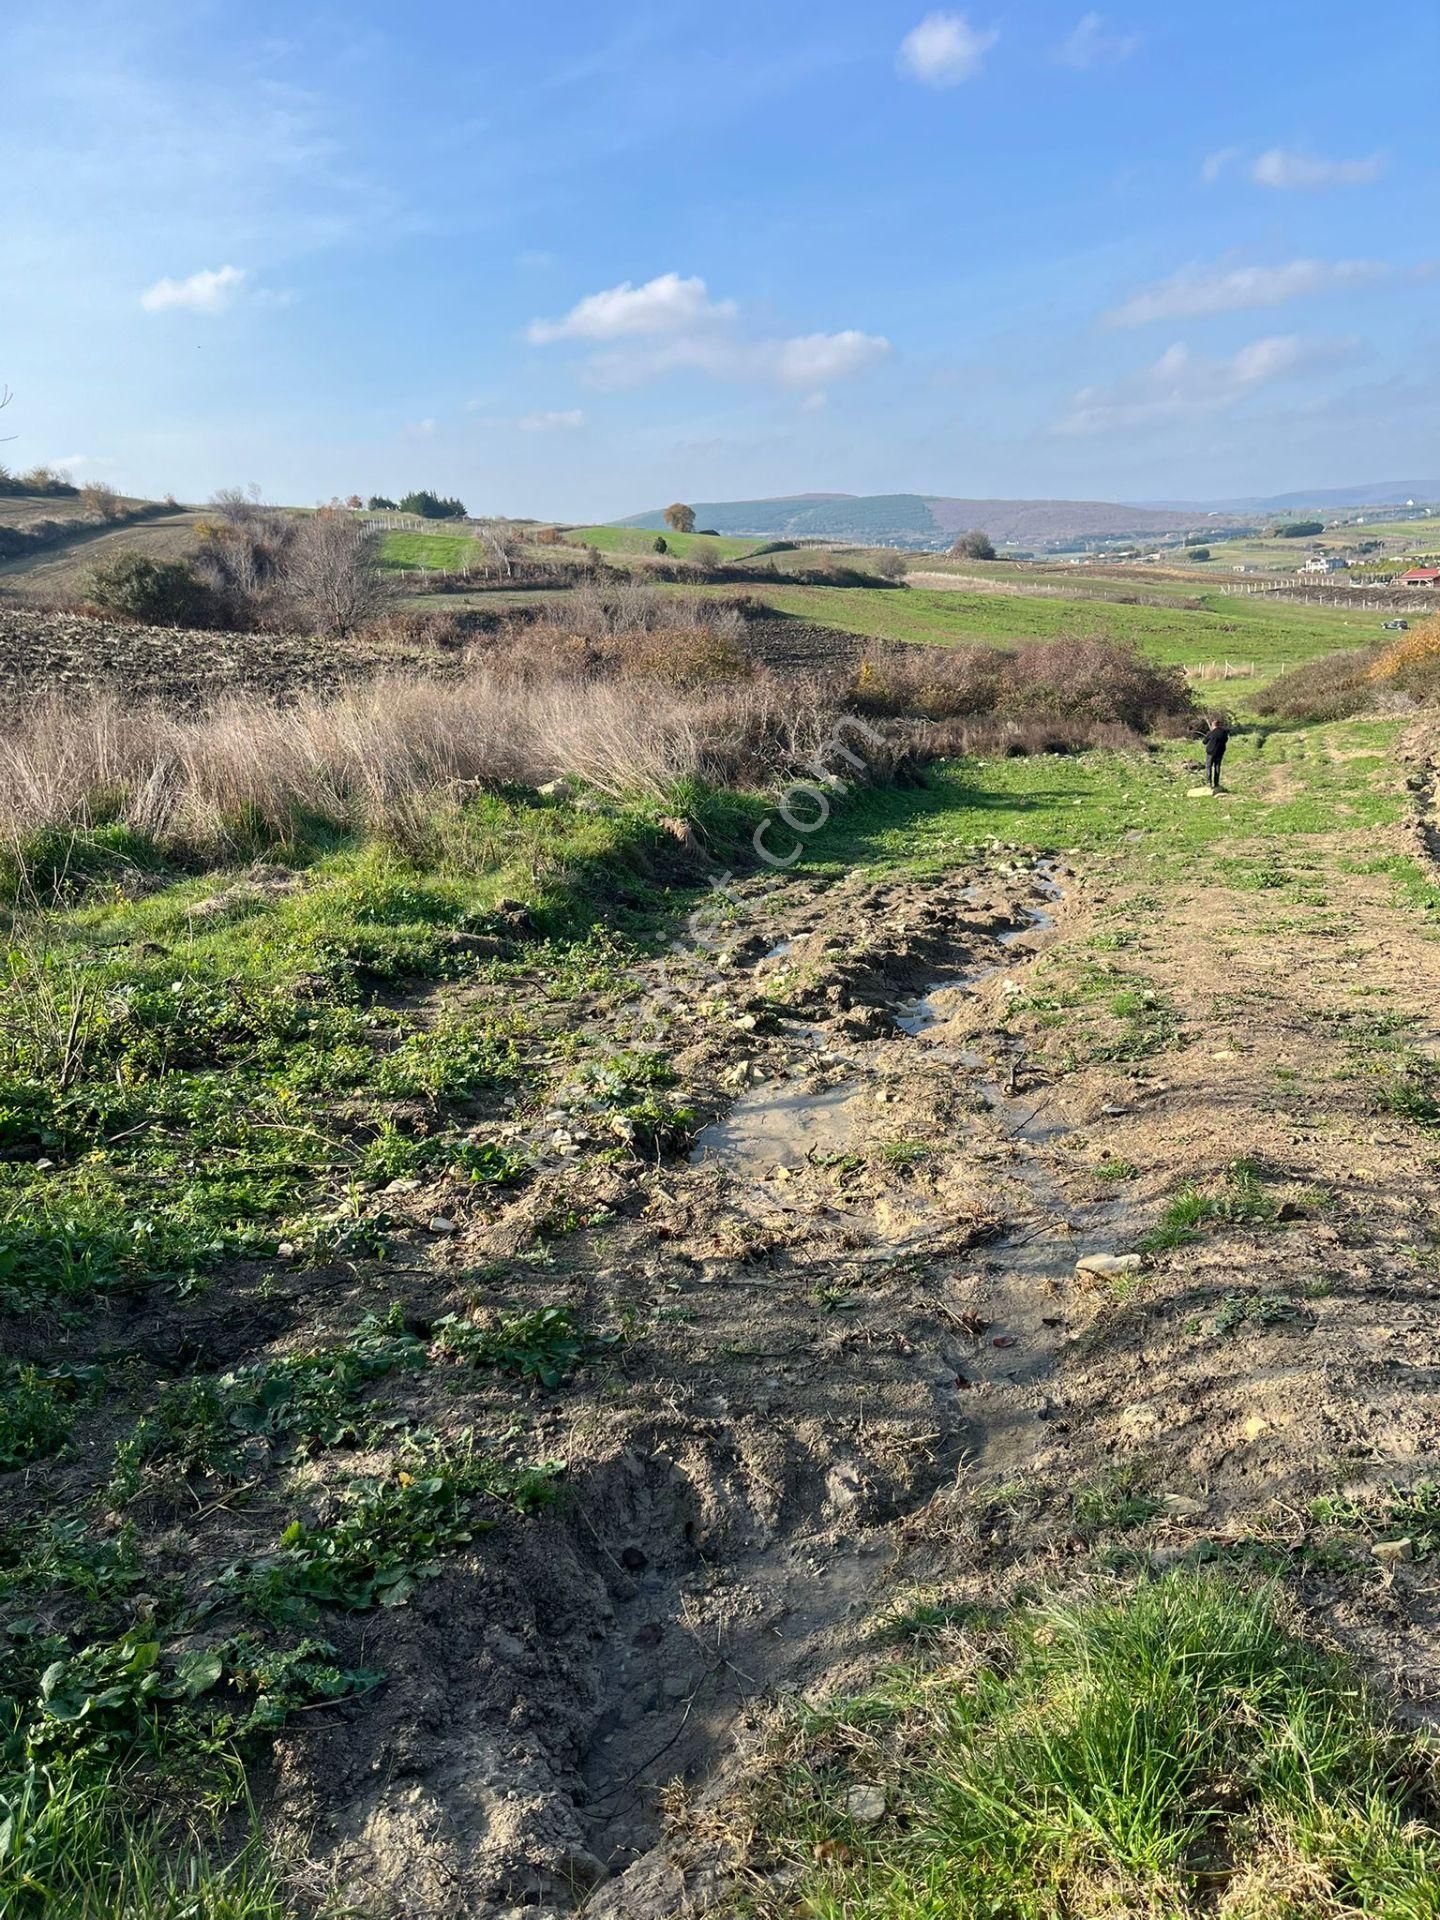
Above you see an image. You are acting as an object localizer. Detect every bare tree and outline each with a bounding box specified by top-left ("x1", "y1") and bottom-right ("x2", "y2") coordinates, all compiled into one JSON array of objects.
[
  {"x1": 282, "y1": 510, "x2": 391, "y2": 637},
  {"x1": 0, "y1": 385, "x2": 13, "y2": 443},
  {"x1": 474, "y1": 519, "x2": 518, "y2": 578}
]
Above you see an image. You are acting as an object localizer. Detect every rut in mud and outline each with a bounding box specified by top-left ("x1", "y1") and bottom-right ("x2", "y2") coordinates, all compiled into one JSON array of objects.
[{"x1": 266, "y1": 854, "x2": 1137, "y2": 1919}]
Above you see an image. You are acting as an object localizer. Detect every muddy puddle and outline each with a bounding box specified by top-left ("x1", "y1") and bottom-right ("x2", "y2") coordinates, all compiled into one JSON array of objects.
[{"x1": 687, "y1": 1075, "x2": 865, "y2": 1176}]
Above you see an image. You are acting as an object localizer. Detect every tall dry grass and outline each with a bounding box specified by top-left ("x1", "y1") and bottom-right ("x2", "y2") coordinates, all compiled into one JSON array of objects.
[{"x1": 0, "y1": 667, "x2": 872, "y2": 872}]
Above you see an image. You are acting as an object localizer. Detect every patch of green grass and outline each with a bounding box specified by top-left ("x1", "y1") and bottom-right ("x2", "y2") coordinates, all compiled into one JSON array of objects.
[
  {"x1": 376, "y1": 529, "x2": 481, "y2": 571},
  {"x1": 752, "y1": 1571, "x2": 1440, "y2": 1918},
  {"x1": 877, "y1": 1139, "x2": 930, "y2": 1171},
  {"x1": 1072, "y1": 1465, "x2": 1165, "y2": 1533},
  {"x1": 1092, "y1": 1156, "x2": 1138, "y2": 1181},
  {"x1": 730, "y1": 579, "x2": 1376, "y2": 678},
  {"x1": 1139, "y1": 1157, "x2": 1280, "y2": 1253},
  {"x1": 568, "y1": 523, "x2": 766, "y2": 563}
]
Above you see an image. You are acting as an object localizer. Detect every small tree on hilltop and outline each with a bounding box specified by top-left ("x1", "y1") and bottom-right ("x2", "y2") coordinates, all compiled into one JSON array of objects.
[
  {"x1": 950, "y1": 529, "x2": 996, "y2": 560},
  {"x1": 663, "y1": 502, "x2": 696, "y2": 534},
  {"x1": 653, "y1": 535, "x2": 668, "y2": 554}
]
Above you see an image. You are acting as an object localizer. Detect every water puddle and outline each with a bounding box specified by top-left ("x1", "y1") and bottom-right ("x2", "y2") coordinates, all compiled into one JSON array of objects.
[
  {"x1": 897, "y1": 876, "x2": 1058, "y2": 1037},
  {"x1": 689, "y1": 1078, "x2": 865, "y2": 1176}
]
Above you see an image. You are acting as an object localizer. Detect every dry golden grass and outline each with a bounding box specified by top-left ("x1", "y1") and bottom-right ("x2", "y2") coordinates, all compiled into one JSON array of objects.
[{"x1": 0, "y1": 666, "x2": 870, "y2": 867}]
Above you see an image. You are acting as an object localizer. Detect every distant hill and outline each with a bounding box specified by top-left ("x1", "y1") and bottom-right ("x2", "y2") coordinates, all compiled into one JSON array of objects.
[
  {"x1": 1146, "y1": 482, "x2": 1440, "y2": 514},
  {"x1": 616, "y1": 493, "x2": 1215, "y2": 549}
]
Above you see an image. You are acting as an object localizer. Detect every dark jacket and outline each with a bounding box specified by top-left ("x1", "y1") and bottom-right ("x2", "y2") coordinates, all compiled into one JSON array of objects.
[{"x1": 1202, "y1": 724, "x2": 1230, "y2": 759}]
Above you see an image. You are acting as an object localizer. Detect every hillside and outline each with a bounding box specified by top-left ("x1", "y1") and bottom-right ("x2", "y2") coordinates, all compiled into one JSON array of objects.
[{"x1": 616, "y1": 492, "x2": 1219, "y2": 548}]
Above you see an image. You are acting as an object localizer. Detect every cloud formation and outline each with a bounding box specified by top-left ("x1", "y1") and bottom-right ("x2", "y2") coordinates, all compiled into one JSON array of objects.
[
  {"x1": 140, "y1": 265, "x2": 248, "y2": 314},
  {"x1": 527, "y1": 273, "x2": 734, "y2": 343},
  {"x1": 1058, "y1": 334, "x2": 1346, "y2": 435},
  {"x1": 1106, "y1": 257, "x2": 1393, "y2": 326},
  {"x1": 1053, "y1": 13, "x2": 1140, "y2": 68},
  {"x1": 528, "y1": 273, "x2": 890, "y2": 393},
  {"x1": 897, "y1": 12, "x2": 998, "y2": 86},
  {"x1": 1252, "y1": 146, "x2": 1386, "y2": 189},
  {"x1": 1204, "y1": 146, "x2": 1386, "y2": 189},
  {"x1": 517, "y1": 409, "x2": 586, "y2": 432}
]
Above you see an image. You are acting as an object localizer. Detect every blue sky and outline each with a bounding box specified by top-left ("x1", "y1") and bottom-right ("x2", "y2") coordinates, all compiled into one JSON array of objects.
[{"x1": 3, "y1": 0, "x2": 1436, "y2": 517}]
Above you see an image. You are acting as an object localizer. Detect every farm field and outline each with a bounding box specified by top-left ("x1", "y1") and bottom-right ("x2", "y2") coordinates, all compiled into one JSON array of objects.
[
  {"x1": 0, "y1": 508, "x2": 203, "y2": 597},
  {"x1": 567, "y1": 522, "x2": 770, "y2": 562},
  {"x1": 375, "y1": 528, "x2": 484, "y2": 572},
  {"x1": 723, "y1": 579, "x2": 1380, "y2": 677}
]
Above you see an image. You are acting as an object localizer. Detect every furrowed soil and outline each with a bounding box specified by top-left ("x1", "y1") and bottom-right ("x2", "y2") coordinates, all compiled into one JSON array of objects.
[{"x1": 5, "y1": 715, "x2": 1440, "y2": 1917}]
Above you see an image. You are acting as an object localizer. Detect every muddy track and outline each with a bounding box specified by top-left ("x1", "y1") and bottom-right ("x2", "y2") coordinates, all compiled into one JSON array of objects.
[{"x1": 257, "y1": 856, "x2": 1128, "y2": 1917}]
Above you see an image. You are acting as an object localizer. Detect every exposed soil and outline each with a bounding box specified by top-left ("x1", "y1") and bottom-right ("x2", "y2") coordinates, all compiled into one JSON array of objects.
[
  {"x1": 271, "y1": 756, "x2": 1440, "y2": 1918},
  {"x1": 8, "y1": 726, "x2": 1440, "y2": 1917},
  {"x1": 0, "y1": 607, "x2": 443, "y2": 711}
]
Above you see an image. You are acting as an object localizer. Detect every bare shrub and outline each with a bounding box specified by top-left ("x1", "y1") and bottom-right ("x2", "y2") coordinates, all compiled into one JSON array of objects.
[
  {"x1": 1001, "y1": 637, "x2": 1191, "y2": 730},
  {"x1": 850, "y1": 637, "x2": 1192, "y2": 732},
  {"x1": 852, "y1": 644, "x2": 1007, "y2": 719},
  {"x1": 871, "y1": 551, "x2": 907, "y2": 582},
  {"x1": 78, "y1": 481, "x2": 123, "y2": 521},
  {"x1": 530, "y1": 581, "x2": 746, "y2": 645},
  {"x1": 192, "y1": 492, "x2": 297, "y2": 623},
  {"x1": 1254, "y1": 648, "x2": 1380, "y2": 723},
  {"x1": 608, "y1": 625, "x2": 755, "y2": 688},
  {"x1": 280, "y1": 510, "x2": 391, "y2": 638}
]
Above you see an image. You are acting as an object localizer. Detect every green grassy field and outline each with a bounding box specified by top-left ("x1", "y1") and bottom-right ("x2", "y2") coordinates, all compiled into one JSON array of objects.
[
  {"x1": 376, "y1": 530, "x2": 483, "y2": 571},
  {"x1": 569, "y1": 523, "x2": 769, "y2": 563},
  {"x1": 732, "y1": 581, "x2": 1380, "y2": 678}
]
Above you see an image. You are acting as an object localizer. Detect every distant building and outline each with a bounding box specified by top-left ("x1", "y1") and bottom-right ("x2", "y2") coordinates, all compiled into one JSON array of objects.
[
  {"x1": 1399, "y1": 567, "x2": 1440, "y2": 587},
  {"x1": 1301, "y1": 554, "x2": 1348, "y2": 574}
]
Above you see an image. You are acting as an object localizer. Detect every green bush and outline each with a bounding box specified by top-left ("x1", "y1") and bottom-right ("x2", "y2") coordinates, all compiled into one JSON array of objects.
[{"x1": 86, "y1": 552, "x2": 219, "y2": 628}]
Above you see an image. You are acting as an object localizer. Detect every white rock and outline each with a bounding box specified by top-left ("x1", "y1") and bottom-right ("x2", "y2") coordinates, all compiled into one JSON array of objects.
[
  {"x1": 428, "y1": 1216, "x2": 458, "y2": 1235},
  {"x1": 845, "y1": 1784, "x2": 886, "y2": 1824},
  {"x1": 1372, "y1": 1538, "x2": 1414, "y2": 1565},
  {"x1": 1075, "y1": 1253, "x2": 1143, "y2": 1277},
  {"x1": 276, "y1": 1241, "x2": 296, "y2": 1260},
  {"x1": 1160, "y1": 1493, "x2": 1206, "y2": 1520}
]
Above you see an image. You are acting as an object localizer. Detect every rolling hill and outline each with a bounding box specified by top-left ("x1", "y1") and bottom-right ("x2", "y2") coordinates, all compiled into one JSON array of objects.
[{"x1": 615, "y1": 493, "x2": 1220, "y2": 549}]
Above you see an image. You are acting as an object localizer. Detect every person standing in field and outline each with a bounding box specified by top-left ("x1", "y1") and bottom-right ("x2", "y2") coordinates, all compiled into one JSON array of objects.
[{"x1": 1202, "y1": 716, "x2": 1230, "y2": 792}]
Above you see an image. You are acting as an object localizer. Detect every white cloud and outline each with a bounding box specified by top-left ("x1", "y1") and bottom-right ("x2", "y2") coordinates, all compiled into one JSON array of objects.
[
  {"x1": 897, "y1": 12, "x2": 998, "y2": 86},
  {"x1": 801, "y1": 390, "x2": 829, "y2": 412},
  {"x1": 1058, "y1": 333, "x2": 1347, "y2": 435},
  {"x1": 527, "y1": 272, "x2": 735, "y2": 343},
  {"x1": 49, "y1": 453, "x2": 118, "y2": 475},
  {"x1": 140, "y1": 264, "x2": 248, "y2": 314},
  {"x1": 529, "y1": 272, "x2": 890, "y2": 392},
  {"x1": 1053, "y1": 13, "x2": 1140, "y2": 68},
  {"x1": 1106, "y1": 257, "x2": 1393, "y2": 326},
  {"x1": 517, "y1": 408, "x2": 586, "y2": 432},
  {"x1": 1251, "y1": 147, "x2": 1386, "y2": 189},
  {"x1": 1201, "y1": 146, "x2": 1240, "y2": 184},
  {"x1": 404, "y1": 417, "x2": 438, "y2": 439}
]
